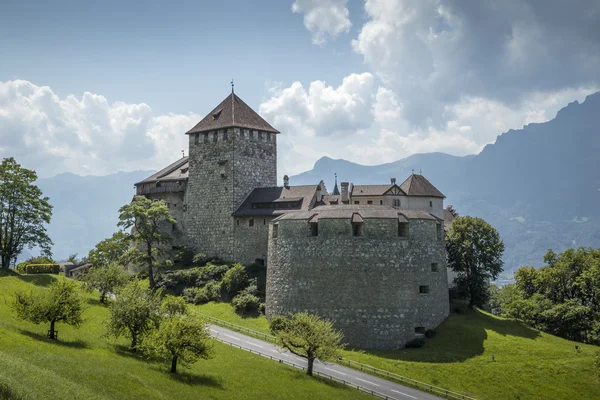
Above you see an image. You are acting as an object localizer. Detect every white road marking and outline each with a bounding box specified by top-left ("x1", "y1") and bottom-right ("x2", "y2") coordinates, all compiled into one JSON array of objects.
[
  {"x1": 324, "y1": 367, "x2": 346, "y2": 376},
  {"x1": 355, "y1": 377, "x2": 380, "y2": 387},
  {"x1": 245, "y1": 341, "x2": 263, "y2": 348},
  {"x1": 391, "y1": 389, "x2": 417, "y2": 399},
  {"x1": 223, "y1": 334, "x2": 240, "y2": 341}
]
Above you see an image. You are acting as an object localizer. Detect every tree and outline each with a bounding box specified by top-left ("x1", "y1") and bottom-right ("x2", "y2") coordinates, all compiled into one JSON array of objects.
[
  {"x1": 12, "y1": 279, "x2": 85, "y2": 339},
  {"x1": 446, "y1": 216, "x2": 505, "y2": 308},
  {"x1": 105, "y1": 279, "x2": 162, "y2": 349},
  {"x1": 221, "y1": 263, "x2": 248, "y2": 299},
  {"x1": 81, "y1": 262, "x2": 130, "y2": 303},
  {"x1": 231, "y1": 278, "x2": 262, "y2": 315},
  {"x1": 87, "y1": 231, "x2": 131, "y2": 268},
  {"x1": 118, "y1": 196, "x2": 176, "y2": 288},
  {"x1": 0, "y1": 157, "x2": 53, "y2": 269},
  {"x1": 140, "y1": 299, "x2": 213, "y2": 373},
  {"x1": 271, "y1": 313, "x2": 345, "y2": 376}
]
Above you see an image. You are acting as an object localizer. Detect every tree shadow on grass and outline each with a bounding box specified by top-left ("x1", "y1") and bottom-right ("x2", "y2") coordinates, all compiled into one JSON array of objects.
[
  {"x1": 17, "y1": 274, "x2": 58, "y2": 287},
  {"x1": 113, "y1": 344, "x2": 164, "y2": 363},
  {"x1": 86, "y1": 297, "x2": 108, "y2": 307},
  {"x1": 168, "y1": 372, "x2": 224, "y2": 388},
  {"x1": 350, "y1": 306, "x2": 541, "y2": 364},
  {"x1": 18, "y1": 329, "x2": 89, "y2": 349}
]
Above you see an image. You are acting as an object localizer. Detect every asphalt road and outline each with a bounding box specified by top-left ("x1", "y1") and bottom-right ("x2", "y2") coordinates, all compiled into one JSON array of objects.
[{"x1": 208, "y1": 324, "x2": 443, "y2": 400}]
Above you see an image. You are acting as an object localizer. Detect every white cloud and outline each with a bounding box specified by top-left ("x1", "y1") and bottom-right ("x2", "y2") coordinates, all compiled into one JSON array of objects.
[
  {"x1": 0, "y1": 80, "x2": 199, "y2": 177},
  {"x1": 352, "y1": 0, "x2": 600, "y2": 124},
  {"x1": 292, "y1": 0, "x2": 352, "y2": 45}
]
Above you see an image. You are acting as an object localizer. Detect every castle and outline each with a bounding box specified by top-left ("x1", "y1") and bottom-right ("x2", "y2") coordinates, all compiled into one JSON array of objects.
[{"x1": 134, "y1": 91, "x2": 451, "y2": 349}]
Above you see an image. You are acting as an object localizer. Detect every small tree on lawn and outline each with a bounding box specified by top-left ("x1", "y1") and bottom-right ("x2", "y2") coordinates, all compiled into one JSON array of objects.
[
  {"x1": 141, "y1": 300, "x2": 213, "y2": 373},
  {"x1": 81, "y1": 262, "x2": 130, "y2": 303},
  {"x1": 12, "y1": 279, "x2": 85, "y2": 340},
  {"x1": 105, "y1": 279, "x2": 162, "y2": 350},
  {"x1": 446, "y1": 216, "x2": 505, "y2": 308},
  {"x1": 271, "y1": 312, "x2": 345, "y2": 376},
  {"x1": 0, "y1": 157, "x2": 53, "y2": 269},
  {"x1": 118, "y1": 196, "x2": 176, "y2": 288},
  {"x1": 87, "y1": 231, "x2": 132, "y2": 268}
]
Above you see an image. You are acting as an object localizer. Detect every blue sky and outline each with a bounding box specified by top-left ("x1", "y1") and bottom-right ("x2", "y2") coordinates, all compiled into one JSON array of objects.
[
  {"x1": 0, "y1": 0, "x2": 364, "y2": 114},
  {"x1": 1, "y1": 0, "x2": 599, "y2": 179}
]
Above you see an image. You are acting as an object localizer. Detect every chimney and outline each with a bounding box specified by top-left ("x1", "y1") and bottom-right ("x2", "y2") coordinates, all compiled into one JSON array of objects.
[
  {"x1": 391, "y1": 177, "x2": 396, "y2": 185},
  {"x1": 341, "y1": 182, "x2": 349, "y2": 203},
  {"x1": 283, "y1": 175, "x2": 290, "y2": 189}
]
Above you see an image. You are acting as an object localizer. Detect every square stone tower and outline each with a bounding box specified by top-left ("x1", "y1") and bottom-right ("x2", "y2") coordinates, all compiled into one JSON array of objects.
[{"x1": 184, "y1": 92, "x2": 279, "y2": 260}]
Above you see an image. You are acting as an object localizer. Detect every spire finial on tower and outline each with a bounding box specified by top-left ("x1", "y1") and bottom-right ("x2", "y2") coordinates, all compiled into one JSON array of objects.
[
  {"x1": 231, "y1": 79, "x2": 234, "y2": 93},
  {"x1": 332, "y1": 172, "x2": 340, "y2": 196}
]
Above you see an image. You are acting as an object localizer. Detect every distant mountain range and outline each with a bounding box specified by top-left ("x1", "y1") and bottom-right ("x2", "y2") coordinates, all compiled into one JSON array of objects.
[
  {"x1": 292, "y1": 92, "x2": 600, "y2": 277},
  {"x1": 31, "y1": 93, "x2": 600, "y2": 276}
]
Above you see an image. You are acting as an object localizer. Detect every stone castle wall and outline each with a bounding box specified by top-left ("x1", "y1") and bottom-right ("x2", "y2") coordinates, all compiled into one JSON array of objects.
[
  {"x1": 266, "y1": 217, "x2": 449, "y2": 350},
  {"x1": 184, "y1": 128, "x2": 276, "y2": 261},
  {"x1": 233, "y1": 216, "x2": 274, "y2": 266}
]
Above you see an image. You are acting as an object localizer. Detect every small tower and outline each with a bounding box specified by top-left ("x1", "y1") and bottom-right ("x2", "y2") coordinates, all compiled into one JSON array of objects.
[
  {"x1": 332, "y1": 173, "x2": 340, "y2": 196},
  {"x1": 184, "y1": 90, "x2": 280, "y2": 260}
]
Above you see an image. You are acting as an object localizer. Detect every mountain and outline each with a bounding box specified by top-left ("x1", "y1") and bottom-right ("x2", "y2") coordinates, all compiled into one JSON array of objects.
[
  {"x1": 291, "y1": 92, "x2": 600, "y2": 277},
  {"x1": 32, "y1": 170, "x2": 153, "y2": 261}
]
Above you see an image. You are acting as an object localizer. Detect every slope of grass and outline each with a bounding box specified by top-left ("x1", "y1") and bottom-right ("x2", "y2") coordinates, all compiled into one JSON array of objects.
[
  {"x1": 193, "y1": 300, "x2": 600, "y2": 400},
  {"x1": 0, "y1": 271, "x2": 370, "y2": 400}
]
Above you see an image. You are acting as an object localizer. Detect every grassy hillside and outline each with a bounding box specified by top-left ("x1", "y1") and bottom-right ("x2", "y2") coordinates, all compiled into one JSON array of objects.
[
  {"x1": 193, "y1": 301, "x2": 600, "y2": 400},
  {"x1": 0, "y1": 271, "x2": 370, "y2": 400}
]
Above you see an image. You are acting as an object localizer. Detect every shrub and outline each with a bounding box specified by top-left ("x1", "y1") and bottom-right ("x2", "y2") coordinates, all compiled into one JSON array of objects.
[
  {"x1": 425, "y1": 329, "x2": 437, "y2": 339},
  {"x1": 404, "y1": 338, "x2": 426, "y2": 348},
  {"x1": 270, "y1": 316, "x2": 290, "y2": 334},
  {"x1": 183, "y1": 287, "x2": 200, "y2": 303},
  {"x1": 19, "y1": 264, "x2": 60, "y2": 274},
  {"x1": 192, "y1": 252, "x2": 206, "y2": 266},
  {"x1": 232, "y1": 292, "x2": 261, "y2": 315},
  {"x1": 16, "y1": 262, "x2": 28, "y2": 274},
  {"x1": 221, "y1": 263, "x2": 248, "y2": 299}
]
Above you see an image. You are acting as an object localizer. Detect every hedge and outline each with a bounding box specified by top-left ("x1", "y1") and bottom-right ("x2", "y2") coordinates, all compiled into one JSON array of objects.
[{"x1": 18, "y1": 264, "x2": 60, "y2": 275}]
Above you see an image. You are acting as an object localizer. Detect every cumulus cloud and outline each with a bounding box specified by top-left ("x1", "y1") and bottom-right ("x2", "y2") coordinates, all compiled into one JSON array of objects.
[
  {"x1": 0, "y1": 80, "x2": 199, "y2": 177},
  {"x1": 352, "y1": 0, "x2": 600, "y2": 125},
  {"x1": 292, "y1": 0, "x2": 352, "y2": 45}
]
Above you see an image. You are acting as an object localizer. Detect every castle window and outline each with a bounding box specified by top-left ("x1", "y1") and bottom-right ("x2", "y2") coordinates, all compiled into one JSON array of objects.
[
  {"x1": 258, "y1": 132, "x2": 263, "y2": 141},
  {"x1": 414, "y1": 327, "x2": 426, "y2": 335},
  {"x1": 419, "y1": 285, "x2": 430, "y2": 294},
  {"x1": 380, "y1": 200, "x2": 383, "y2": 205},
  {"x1": 213, "y1": 132, "x2": 218, "y2": 143},
  {"x1": 249, "y1": 219, "x2": 254, "y2": 227},
  {"x1": 354, "y1": 201, "x2": 359, "y2": 205},
  {"x1": 264, "y1": 219, "x2": 266, "y2": 225},
  {"x1": 436, "y1": 223, "x2": 442, "y2": 240},
  {"x1": 156, "y1": 181, "x2": 162, "y2": 188},
  {"x1": 431, "y1": 263, "x2": 439, "y2": 272},
  {"x1": 393, "y1": 199, "x2": 400, "y2": 207},
  {"x1": 250, "y1": 131, "x2": 255, "y2": 141},
  {"x1": 272, "y1": 224, "x2": 279, "y2": 238},
  {"x1": 430, "y1": 200, "x2": 433, "y2": 207},
  {"x1": 237, "y1": 219, "x2": 240, "y2": 226},
  {"x1": 267, "y1": 133, "x2": 271, "y2": 142},
  {"x1": 194, "y1": 133, "x2": 199, "y2": 145},
  {"x1": 223, "y1": 130, "x2": 228, "y2": 141},
  {"x1": 309, "y1": 222, "x2": 318, "y2": 237},
  {"x1": 367, "y1": 200, "x2": 373, "y2": 205},
  {"x1": 203, "y1": 133, "x2": 209, "y2": 143},
  {"x1": 352, "y1": 222, "x2": 364, "y2": 237},
  {"x1": 398, "y1": 222, "x2": 409, "y2": 238}
]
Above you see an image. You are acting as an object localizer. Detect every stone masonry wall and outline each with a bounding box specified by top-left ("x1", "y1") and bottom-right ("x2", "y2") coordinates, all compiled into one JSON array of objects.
[
  {"x1": 233, "y1": 216, "x2": 273, "y2": 265},
  {"x1": 266, "y1": 217, "x2": 449, "y2": 350},
  {"x1": 184, "y1": 128, "x2": 277, "y2": 261}
]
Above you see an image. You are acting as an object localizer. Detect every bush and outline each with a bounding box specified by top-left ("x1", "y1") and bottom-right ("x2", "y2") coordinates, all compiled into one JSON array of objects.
[
  {"x1": 425, "y1": 329, "x2": 437, "y2": 339},
  {"x1": 192, "y1": 253, "x2": 206, "y2": 266},
  {"x1": 18, "y1": 264, "x2": 60, "y2": 274},
  {"x1": 232, "y1": 293, "x2": 261, "y2": 315},
  {"x1": 404, "y1": 338, "x2": 426, "y2": 348},
  {"x1": 270, "y1": 316, "x2": 290, "y2": 334},
  {"x1": 221, "y1": 263, "x2": 248, "y2": 299},
  {"x1": 16, "y1": 262, "x2": 28, "y2": 274},
  {"x1": 174, "y1": 246, "x2": 195, "y2": 266}
]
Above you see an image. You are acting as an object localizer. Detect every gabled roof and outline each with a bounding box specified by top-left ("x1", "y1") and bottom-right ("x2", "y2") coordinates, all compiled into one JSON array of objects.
[
  {"x1": 186, "y1": 93, "x2": 279, "y2": 135},
  {"x1": 233, "y1": 185, "x2": 319, "y2": 217},
  {"x1": 399, "y1": 174, "x2": 445, "y2": 198},
  {"x1": 351, "y1": 184, "x2": 406, "y2": 196},
  {"x1": 135, "y1": 157, "x2": 189, "y2": 185}
]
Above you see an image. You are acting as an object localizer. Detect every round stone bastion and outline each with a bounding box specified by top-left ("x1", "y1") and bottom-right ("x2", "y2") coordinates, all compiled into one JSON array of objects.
[{"x1": 266, "y1": 205, "x2": 450, "y2": 350}]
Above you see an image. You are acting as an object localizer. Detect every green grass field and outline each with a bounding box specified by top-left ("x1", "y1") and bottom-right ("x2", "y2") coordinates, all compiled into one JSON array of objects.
[
  {"x1": 193, "y1": 301, "x2": 600, "y2": 400},
  {"x1": 0, "y1": 271, "x2": 371, "y2": 400}
]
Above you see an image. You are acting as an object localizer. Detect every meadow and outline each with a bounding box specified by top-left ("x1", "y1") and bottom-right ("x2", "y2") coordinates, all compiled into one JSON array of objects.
[
  {"x1": 193, "y1": 301, "x2": 600, "y2": 400},
  {"x1": 0, "y1": 271, "x2": 370, "y2": 400}
]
